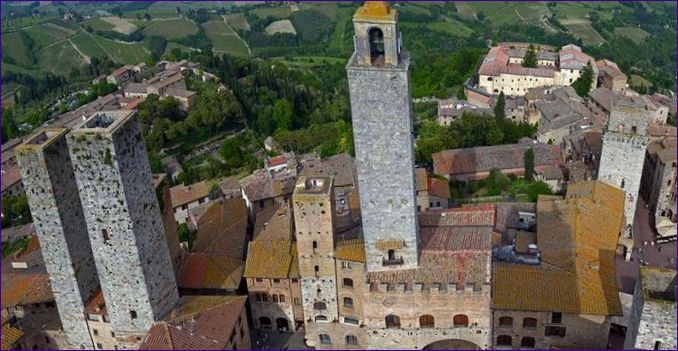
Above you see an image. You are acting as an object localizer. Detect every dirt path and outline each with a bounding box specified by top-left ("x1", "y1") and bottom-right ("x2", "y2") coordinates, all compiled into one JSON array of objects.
[
  {"x1": 222, "y1": 15, "x2": 251, "y2": 55},
  {"x1": 69, "y1": 38, "x2": 91, "y2": 64}
]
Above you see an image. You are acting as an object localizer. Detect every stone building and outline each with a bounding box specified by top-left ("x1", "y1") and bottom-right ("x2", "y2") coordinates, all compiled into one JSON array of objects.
[
  {"x1": 169, "y1": 180, "x2": 211, "y2": 224},
  {"x1": 347, "y1": 1, "x2": 419, "y2": 272},
  {"x1": 596, "y1": 59, "x2": 627, "y2": 93},
  {"x1": 415, "y1": 168, "x2": 450, "y2": 212},
  {"x1": 477, "y1": 43, "x2": 596, "y2": 96},
  {"x1": 639, "y1": 138, "x2": 677, "y2": 236},
  {"x1": 67, "y1": 110, "x2": 179, "y2": 348},
  {"x1": 84, "y1": 289, "x2": 116, "y2": 350},
  {"x1": 15, "y1": 129, "x2": 101, "y2": 349},
  {"x1": 492, "y1": 181, "x2": 625, "y2": 350},
  {"x1": 598, "y1": 99, "x2": 653, "y2": 252},
  {"x1": 624, "y1": 267, "x2": 677, "y2": 350}
]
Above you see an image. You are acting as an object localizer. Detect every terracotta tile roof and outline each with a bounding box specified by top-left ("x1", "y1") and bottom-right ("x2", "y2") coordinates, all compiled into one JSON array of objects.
[
  {"x1": 335, "y1": 239, "x2": 366, "y2": 263},
  {"x1": 1, "y1": 318, "x2": 23, "y2": 350},
  {"x1": 596, "y1": 59, "x2": 626, "y2": 79},
  {"x1": 588, "y1": 87, "x2": 615, "y2": 112},
  {"x1": 432, "y1": 142, "x2": 562, "y2": 177},
  {"x1": 320, "y1": 153, "x2": 356, "y2": 187},
  {"x1": 367, "y1": 225, "x2": 493, "y2": 286},
  {"x1": 415, "y1": 168, "x2": 428, "y2": 192},
  {"x1": 560, "y1": 44, "x2": 594, "y2": 70},
  {"x1": 141, "y1": 296, "x2": 247, "y2": 350},
  {"x1": 244, "y1": 240, "x2": 296, "y2": 279},
  {"x1": 493, "y1": 181, "x2": 624, "y2": 315},
  {"x1": 478, "y1": 46, "x2": 556, "y2": 77},
  {"x1": 109, "y1": 65, "x2": 133, "y2": 78},
  {"x1": 177, "y1": 252, "x2": 243, "y2": 291},
  {"x1": 427, "y1": 176, "x2": 450, "y2": 198},
  {"x1": 192, "y1": 199, "x2": 248, "y2": 260},
  {"x1": 1, "y1": 165, "x2": 21, "y2": 192},
  {"x1": 419, "y1": 204, "x2": 496, "y2": 227},
  {"x1": 84, "y1": 288, "x2": 107, "y2": 316},
  {"x1": 1, "y1": 273, "x2": 53, "y2": 308},
  {"x1": 253, "y1": 203, "x2": 293, "y2": 241},
  {"x1": 169, "y1": 181, "x2": 210, "y2": 209},
  {"x1": 151, "y1": 173, "x2": 167, "y2": 190}
]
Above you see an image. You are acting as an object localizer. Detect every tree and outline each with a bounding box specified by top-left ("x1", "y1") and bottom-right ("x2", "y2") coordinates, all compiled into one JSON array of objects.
[
  {"x1": 522, "y1": 44, "x2": 537, "y2": 68},
  {"x1": 524, "y1": 147, "x2": 535, "y2": 181},
  {"x1": 144, "y1": 13, "x2": 151, "y2": 20},
  {"x1": 177, "y1": 223, "x2": 196, "y2": 249},
  {"x1": 571, "y1": 61, "x2": 594, "y2": 97},
  {"x1": 494, "y1": 91, "x2": 506, "y2": 123},
  {"x1": 526, "y1": 181, "x2": 553, "y2": 202},
  {"x1": 272, "y1": 99, "x2": 294, "y2": 131},
  {"x1": 477, "y1": 11, "x2": 485, "y2": 21},
  {"x1": 456, "y1": 85, "x2": 466, "y2": 100}
]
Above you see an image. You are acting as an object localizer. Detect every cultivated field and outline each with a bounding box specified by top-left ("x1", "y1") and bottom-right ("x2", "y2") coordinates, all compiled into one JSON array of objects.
[
  {"x1": 37, "y1": 41, "x2": 86, "y2": 76},
  {"x1": 224, "y1": 13, "x2": 250, "y2": 31},
  {"x1": 614, "y1": 26, "x2": 650, "y2": 44},
  {"x1": 427, "y1": 20, "x2": 474, "y2": 37},
  {"x1": 70, "y1": 31, "x2": 108, "y2": 59},
  {"x1": 252, "y1": 6, "x2": 291, "y2": 19},
  {"x1": 100, "y1": 17, "x2": 139, "y2": 35},
  {"x1": 265, "y1": 20, "x2": 296, "y2": 35},
  {"x1": 202, "y1": 20, "x2": 249, "y2": 56},
  {"x1": 142, "y1": 18, "x2": 198, "y2": 39}
]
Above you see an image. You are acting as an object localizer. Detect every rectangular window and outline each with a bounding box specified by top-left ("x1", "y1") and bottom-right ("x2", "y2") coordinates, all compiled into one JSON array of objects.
[
  {"x1": 293, "y1": 298, "x2": 301, "y2": 305},
  {"x1": 93, "y1": 329, "x2": 99, "y2": 336},
  {"x1": 45, "y1": 337, "x2": 50, "y2": 344},
  {"x1": 254, "y1": 293, "x2": 262, "y2": 302},
  {"x1": 551, "y1": 312, "x2": 562, "y2": 324},
  {"x1": 96, "y1": 343, "x2": 103, "y2": 349},
  {"x1": 344, "y1": 317, "x2": 359, "y2": 325},
  {"x1": 272, "y1": 295, "x2": 279, "y2": 303},
  {"x1": 279, "y1": 295, "x2": 286, "y2": 303},
  {"x1": 262, "y1": 294, "x2": 268, "y2": 302},
  {"x1": 102, "y1": 229, "x2": 110, "y2": 242},
  {"x1": 130, "y1": 310, "x2": 137, "y2": 319},
  {"x1": 255, "y1": 278, "x2": 263, "y2": 282},
  {"x1": 273, "y1": 279, "x2": 280, "y2": 284},
  {"x1": 111, "y1": 332, "x2": 115, "y2": 338},
  {"x1": 291, "y1": 278, "x2": 298, "y2": 283},
  {"x1": 545, "y1": 326, "x2": 566, "y2": 337}
]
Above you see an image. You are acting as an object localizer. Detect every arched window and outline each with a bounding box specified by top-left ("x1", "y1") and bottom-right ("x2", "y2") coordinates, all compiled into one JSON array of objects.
[
  {"x1": 312, "y1": 241, "x2": 318, "y2": 253},
  {"x1": 368, "y1": 27, "x2": 385, "y2": 65},
  {"x1": 385, "y1": 314, "x2": 401, "y2": 329},
  {"x1": 343, "y1": 278, "x2": 354, "y2": 288},
  {"x1": 314, "y1": 265, "x2": 319, "y2": 276},
  {"x1": 315, "y1": 315, "x2": 328, "y2": 322},
  {"x1": 498, "y1": 316, "x2": 513, "y2": 328},
  {"x1": 314, "y1": 302, "x2": 327, "y2": 310},
  {"x1": 497, "y1": 335, "x2": 512, "y2": 346},
  {"x1": 523, "y1": 317, "x2": 537, "y2": 329},
  {"x1": 453, "y1": 314, "x2": 469, "y2": 328},
  {"x1": 259, "y1": 317, "x2": 272, "y2": 328},
  {"x1": 387, "y1": 249, "x2": 396, "y2": 260},
  {"x1": 521, "y1": 337, "x2": 536, "y2": 348},
  {"x1": 419, "y1": 315, "x2": 434, "y2": 328},
  {"x1": 345, "y1": 334, "x2": 358, "y2": 346},
  {"x1": 343, "y1": 297, "x2": 354, "y2": 308}
]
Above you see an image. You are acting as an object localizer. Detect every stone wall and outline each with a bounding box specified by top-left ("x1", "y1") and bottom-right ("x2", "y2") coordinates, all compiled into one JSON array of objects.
[
  {"x1": 16, "y1": 130, "x2": 99, "y2": 349},
  {"x1": 625, "y1": 269, "x2": 677, "y2": 350},
  {"x1": 363, "y1": 285, "x2": 491, "y2": 349},
  {"x1": 336, "y1": 259, "x2": 366, "y2": 325},
  {"x1": 87, "y1": 315, "x2": 116, "y2": 350},
  {"x1": 492, "y1": 310, "x2": 612, "y2": 349},
  {"x1": 67, "y1": 112, "x2": 178, "y2": 338},
  {"x1": 599, "y1": 132, "x2": 649, "y2": 234},
  {"x1": 347, "y1": 52, "x2": 419, "y2": 272},
  {"x1": 479, "y1": 73, "x2": 556, "y2": 96},
  {"x1": 246, "y1": 278, "x2": 298, "y2": 332}
]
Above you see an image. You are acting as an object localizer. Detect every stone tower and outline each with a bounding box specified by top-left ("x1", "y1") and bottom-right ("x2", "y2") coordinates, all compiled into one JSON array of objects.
[
  {"x1": 16, "y1": 129, "x2": 100, "y2": 349},
  {"x1": 66, "y1": 111, "x2": 179, "y2": 343},
  {"x1": 599, "y1": 99, "x2": 651, "y2": 256},
  {"x1": 294, "y1": 176, "x2": 339, "y2": 325},
  {"x1": 346, "y1": 1, "x2": 419, "y2": 272}
]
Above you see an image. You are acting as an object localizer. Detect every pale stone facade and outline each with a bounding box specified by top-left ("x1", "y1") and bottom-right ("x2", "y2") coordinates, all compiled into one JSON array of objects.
[
  {"x1": 625, "y1": 268, "x2": 677, "y2": 350},
  {"x1": 67, "y1": 110, "x2": 179, "y2": 347},
  {"x1": 598, "y1": 100, "x2": 652, "y2": 243},
  {"x1": 347, "y1": 2, "x2": 419, "y2": 273},
  {"x1": 16, "y1": 129, "x2": 100, "y2": 349},
  {"x1": 246, "y1": 277, "x2": 301, "y2": 332}
]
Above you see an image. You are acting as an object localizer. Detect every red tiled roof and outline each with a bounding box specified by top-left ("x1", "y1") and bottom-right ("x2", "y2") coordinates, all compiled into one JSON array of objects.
[
  {"x1": 478, "y1": 46, "x2": 555, "y2": 78},
  {"x1": 170, "y1": 181, "x2": 210, "y2": 209},
  {"x1": 141, "y1": 296, "x2": 247, "y2": 350},
  {"x1": 419, "y1": 204, "x2": 496, "y2": 227},
  {"x1": 109, "y1": 65, "x2": 133, "y2": 78},
  {"x1": 427, "y1": 177, "x2": 450, "y2": 198},
  {"x1": 1, "y1": 273, "x2": 53, "y2": 308},
  {"x1": 177, "y1": 253, "x2": 243, "y2": 291},
  {"x1": 1, "y1": 166, "x2": 21, "y2": 192},
  {"x1": 84, "y1": 289, "x2": 107, "y2": 316}
]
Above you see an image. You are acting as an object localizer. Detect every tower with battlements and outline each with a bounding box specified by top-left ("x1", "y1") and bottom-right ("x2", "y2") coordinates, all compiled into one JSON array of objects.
[
  {"x1": 16, "y1": 129, "x2": 101, "y2": 349},
  {"x1": 67, "y1": 110, "x2": 178, "y2": 347},
  {"x1": 347, "y1": 1, "x2": 419, "y2": 272}
]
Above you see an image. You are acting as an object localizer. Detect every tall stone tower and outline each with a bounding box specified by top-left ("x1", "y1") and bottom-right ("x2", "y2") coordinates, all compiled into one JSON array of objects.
[
  {"x1": 346, "y1": 1, "x2": 419, "y2": 272},
  {"x1": 599, "y1": 99, "x2": 651, "y2": 256},
  {"x1": 16, "y1": 129, "x2": 100, "y2": 349},
  {"x1": 294, "y1": 176, "x2": 339, "y2": 325},
  {"x1": 66, "y1": 111, "x2": 179, "y2": 343}
]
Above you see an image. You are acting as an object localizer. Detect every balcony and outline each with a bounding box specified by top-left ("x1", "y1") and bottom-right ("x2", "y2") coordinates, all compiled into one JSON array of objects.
[{"x1": 382, "y1": 257, "x2": 404, "y2": 266}]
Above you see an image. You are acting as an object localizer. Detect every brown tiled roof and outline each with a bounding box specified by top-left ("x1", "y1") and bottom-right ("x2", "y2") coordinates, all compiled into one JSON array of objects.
[
  {"x1": 192, "y1": 198, "x2": 248, "y2": 260},
  {"x1": 165, "y1": 87, "x2": 196, "y2": 99},
  {"x1": 588, "y1": 87, "x2": 615, "y2": 112},
  {"x1": 244, "y1": 240, "x2": 296, "y2": 279},
  {"x1": 252, "y1": 203, "x2": 293, "y2": 241},
  {"x1": 560, "y1": 44, "x2": 594, "y2": 70},
  {"x1": 432, "y1": 142, "x2": 562, "y2": 176},
  {"x1": 493, "y1": 181, "x2": 624, "y2": 315},
  {"x1": 414, "y1": 168, "x2": 427, "y2": 192},
  {"x1": 427, "y1": 176, "x2": 450, "y2": 198},
  {"x1": 109, "y1": 65, "x2": 133, "y2": 78},
  {"x1": 596, "y1": 59, "x2": 626, "y2": 79},
  {"x1": 335, "y1": 239, "x2": 366, "y2": 263},
  {"x1": 1, "y1": 165, "x2": 21, "y2": 192},
  {"x1": 141, "y1": 296, "x2": 247, "y2": 350},
  {"x1": 1, "y1": 273, "x2": 53, "y2": 308},
  {"x1": 170, "y1": 181, "x2": 210, "y2": 209},
  {"x1": 367, "y1": 225, "x2": 493, "y2": 286},
  {"x1": 478, "y1": 46, "x2": 556, "y2": 78},
  {"x1": 84, "y1": 289, "x2": 107, "y2": 316},
  {"x1": 177, "y1": 253, "x2": 243, "y2": 291},
  {"x1": 1, "y1": 317, "x2": 23, "y2": 350},
  {"x1": 419, "y1": 204, "x2": 496, "y2": 227}
]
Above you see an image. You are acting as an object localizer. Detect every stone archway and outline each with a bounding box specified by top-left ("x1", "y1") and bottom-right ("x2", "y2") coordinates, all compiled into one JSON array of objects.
[
  {"x1": 422, "y1": 339, "x2": 482, "y2": 350},
  {"x1": 276, "y1": 317, "x2": 289, "y2": 331}
]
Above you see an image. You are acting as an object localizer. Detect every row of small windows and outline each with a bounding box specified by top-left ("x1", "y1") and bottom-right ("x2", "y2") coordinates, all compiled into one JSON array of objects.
[
  {"x1": 319, "y1": 334, "x2": 357, "y2": 346},
  {"x1": 253, "y1": 293, "x2": 286, "y2": 303},
  {"x1": 498, "y1": 313, "x2": 562, "y2": 329},
  {"x1": 384, "y1": 314, "x2": 469, "y2": 329},
  {"x1": 497, "y1": 336, "x2": 535, "y2": 348}
]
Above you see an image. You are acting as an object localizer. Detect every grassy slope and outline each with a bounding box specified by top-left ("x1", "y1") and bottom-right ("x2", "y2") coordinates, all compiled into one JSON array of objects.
[
  {"x1": 202, "y1": 20, "x2": 248, "y2": 56},
  {"x1": 142, "y1": 18, "x2": 198, "y2": 40}
]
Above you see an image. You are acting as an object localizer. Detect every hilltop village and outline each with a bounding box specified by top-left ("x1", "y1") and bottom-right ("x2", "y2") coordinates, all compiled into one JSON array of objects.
[{"x1": 1, "y1": 2, "x2": 676, "y2": 351}]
